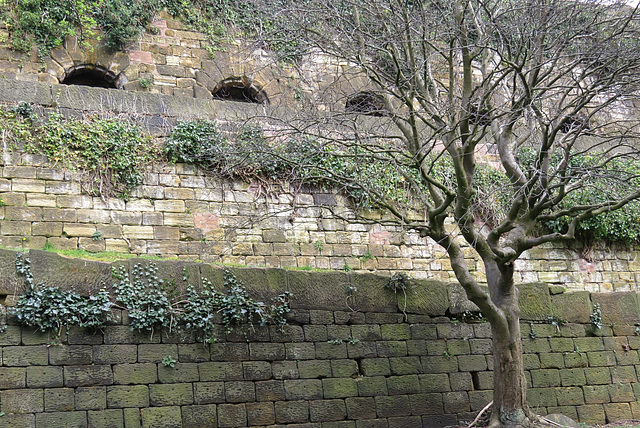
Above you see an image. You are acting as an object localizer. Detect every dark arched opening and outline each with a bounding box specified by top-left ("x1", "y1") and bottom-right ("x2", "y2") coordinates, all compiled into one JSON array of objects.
[
  {"x1": 212, "y1": 77, "x2": 269, "y2": 104},
  {"x1": 61, "y1": 65, "x2": 118, "y2": 89},
  {"x1": 345, "y1": 92, "x2": 387, "y2": 116}
]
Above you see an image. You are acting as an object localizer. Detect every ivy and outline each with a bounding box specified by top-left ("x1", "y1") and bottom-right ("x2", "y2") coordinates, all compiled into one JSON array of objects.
[
  {"x1": 12, "y1": 256, "x2": 291, "y2": 342},
  {"x1": 113, "y1": 264, "x2": 291, "y2": 343},
  {"x1": 1, "y1": 105, "x2": 159, "y2": 199},
  {"x1": 14, "y1": 253, "x2": 112, "y2": 336},
  {"x1": 5, "y1": 0, "x2": 307, "y2": 61}
]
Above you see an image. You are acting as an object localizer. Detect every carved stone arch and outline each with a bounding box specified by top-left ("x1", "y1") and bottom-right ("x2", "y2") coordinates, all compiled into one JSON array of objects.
[
  {"x1": 212, "y1": 76, "x2": 270, "y2": 104},
  {"x1": 45, "y1": 39, "x2": 129, "y2": 88},
  {"x1": 60, "y1": 64, "x2": 122, "y2": 89},
  {"x1": 345, "y1": 91, "x2": 387, "y2": 116}
]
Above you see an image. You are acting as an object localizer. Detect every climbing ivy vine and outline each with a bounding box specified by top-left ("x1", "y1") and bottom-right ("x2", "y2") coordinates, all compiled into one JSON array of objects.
[{"x1": 12, "y1": 253, "x2": 292, "y2": 342}]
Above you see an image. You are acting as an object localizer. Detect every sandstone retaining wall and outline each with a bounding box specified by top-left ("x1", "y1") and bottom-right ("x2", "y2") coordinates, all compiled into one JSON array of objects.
[{"x1": 0, "y1": 250, "x2": 638, "y2": 426}]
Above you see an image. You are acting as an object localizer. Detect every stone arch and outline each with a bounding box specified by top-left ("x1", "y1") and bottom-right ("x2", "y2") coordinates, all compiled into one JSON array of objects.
[
  {"x1": 60, "y1": 64, "x2": 121, "y2": 89},
  {"x1": 44, "y1": 39, "x2": 130, "y2": 89},
  {"x1": 345, "y1": 91, "x2": 387, "y2": 116},
  {"x1": 212, "y1": 76, "x2": 269, "y2": 104}
]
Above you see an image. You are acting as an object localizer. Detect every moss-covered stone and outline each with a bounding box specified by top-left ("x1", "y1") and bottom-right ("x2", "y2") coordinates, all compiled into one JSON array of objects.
[
  {"x1": 140, "y1": 405, "x2": 182, "y2": 428},
  {"x1": 592, "y1": 292, "x2": 640, "y2": 325},
  {"x1": 87, "y1": 409, "x2": 124, "y2": 428},
  {"x1": 322, "y1": 378, "x2": 358, "y2": 398},
  {"x1": 517, "y1": 283, "x2": 552, "y2": 321},
  {"x1": 106, "y1": 385, "x2": 149, "y2": 408},
  {"x1": 401, "y1": 279, "x2": 449, "y2": 316},
  {"x1": 551, "y1": 291, "x2": 591, "y2": 323}
]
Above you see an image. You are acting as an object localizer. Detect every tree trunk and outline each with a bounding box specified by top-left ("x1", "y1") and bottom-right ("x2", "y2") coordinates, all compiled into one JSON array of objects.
[{"x1": 486, "y1": 264, "x2": 533, "y2": 428}]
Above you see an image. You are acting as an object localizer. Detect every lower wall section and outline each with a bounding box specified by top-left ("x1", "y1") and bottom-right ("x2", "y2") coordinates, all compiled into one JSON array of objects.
[{"x1": 1, "y1": 308, "x2": 640, "y2": 427}]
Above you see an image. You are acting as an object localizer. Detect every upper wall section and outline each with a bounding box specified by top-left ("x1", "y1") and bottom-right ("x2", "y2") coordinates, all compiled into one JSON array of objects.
[{"x1": 0, "y1": 11, "x2": 372, "y2": 110}]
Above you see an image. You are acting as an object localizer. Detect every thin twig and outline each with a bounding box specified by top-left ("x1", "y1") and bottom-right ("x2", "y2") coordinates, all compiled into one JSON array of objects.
[{"x1": 467, "y1": 400, "x2": 492, "y2": 428}]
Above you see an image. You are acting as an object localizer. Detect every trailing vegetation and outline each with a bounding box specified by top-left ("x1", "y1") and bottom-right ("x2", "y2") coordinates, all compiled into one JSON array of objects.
[
  {"x1": 2, "y1": 0, "x2": 304, "y2": 61},
  {"x1": 1, "y1": 103, "x2": 159, "y2": 198},
  {"x1": 14, "y1": 253, "x2": 113, "y2": 335},
  {"x1": 166, "y1": 120, "x2": 640, "y2": 246},
  {"x1": 13, "y1": 253, "x2": 292, "y2": 342}
]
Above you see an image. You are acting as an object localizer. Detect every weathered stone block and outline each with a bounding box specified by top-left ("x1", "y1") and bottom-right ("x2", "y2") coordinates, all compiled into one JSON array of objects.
[
  {"x1": 295, "y1": 360, "x2": 330, "y2": 379},
  {"x1": 310, "y1": 399, "x2": 347, "y2": 422},
  {"x1": 106, "y1": 385, "x2": 150, "y2": 408},
  {"x1": 26, "y1": 366, "x2": 63, "y2": 388},
  {"x1": 75, "y1": 386, "x2": 107, "y2": 410},
  {"x1": 1, "y1": 388, "x2": 44, "y2": 413},
  {"x1": 64, "y1": 365, "x2": 113, "y2": 387},
  {"x1": 375, "y1": 395, "x2": 411, "y2": 418},
  {"x1": 88, "y1": 409, "x2": 124, "y2": 428},
  {"x1": 182, "y1": 404, "x2": 217, "y2": 428},
  {"x1": 198, "y1": 362, "x2": 243, "y2": 381},
  {"x1": 272, "y1": 361, "x2": 299, "y2": 380},
  {"x1": 577, "y1": 404, "x2": 606, "y2": 425},
  {"x1": 49, "y1": 344, "x2": 93, "y2": 365},
  {"x1": 149, "y1": 383, "x2": 194, "y2": 406},
  {"x1": 44, "y1": 387, "x2": 75, "y2": 411},
  {"x1": 35, "y1": 411, "x2": 88, "y2": 428},
  {"x1": 331, "y1": 359, "x2": 358, "y2": 378},
  {"x1": 418, "y1": 373, "x2": 452, "y2": 393},
  {"x1": 275, "y1": 400, "x2": 309, "y2": 424},
  {"x1": 218, "y1": 403, "x2": 247, "y2": 428},
  {"x1": 140, "y1": 406, "x2": 182, "y2": 428},
  {"x1": 194, "y1": 382, "x2": 225, "y2": 404},
  {"x1": 386, "y1": 375, "x2": 420, "y2": 396},
  {"x1": 3, "y1": 345, "x2": 49, "y2": 366},
  {"x1": 113, "y1": 363, "x2": 157, "y2": 385},
  {"x1": 209, "y1": 343, "x2": 248, "y2": 361},
  {"x1": 0, "y1": 367, "x2": 26, "y2": 388},
  {"x1": 255, "y1": 380, "x2": 285, "y2": 402}
]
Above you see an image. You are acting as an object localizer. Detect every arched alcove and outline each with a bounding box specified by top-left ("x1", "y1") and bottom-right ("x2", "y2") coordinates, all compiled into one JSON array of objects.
[
  {"x1": 61, "y1": 65, "x2": 119, "y2": 89},
  {"x1": 345, "y1": 92, "x2": 387, "y2": 116},
  {"x1": 212, "y1": 77, "x2": 269, "y2": 104}
]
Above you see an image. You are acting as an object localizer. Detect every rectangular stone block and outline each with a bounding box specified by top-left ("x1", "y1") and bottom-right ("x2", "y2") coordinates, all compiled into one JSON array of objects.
[
  {"x1": 199, "y1": 362, "x2": 243, "y2": 381},
  {"x1": 35, "y1": 411, "x2": 87, "y2": 427},
  {"x1": 158, "y1": 363, "x2": 199, "y2": 383},
  {"x1": 44, "y1": 387, "x2": 75, "y2": 412},
  {"x1": 26, "y1": 366, "x2": 63, "y2": 388},
  {"x1": 3, "y1": 346, "x2": 49, "y2": 366},
  {"x1": 77, "y1": 208, "x2": 111, "y2": 223},
  {"x1": 56, "y1": 194, "x2": 93, "y2": 208},
  {"x1": 26, "y1": 193, "x2": 56, "y2": 207},
  {"x1": 149, "y1": 383, "x2": 194, "y2": 406},
  {"x1": 49, "y1": 345, "x2": 93, "y2": 365},
  {"x1": 0, "y1": 367, "x2": 26, "y2": 388},
  {"x1": 113, "y1": 363, "x2": 157, "y2": 385},
  {"x1": 45, "y1": 180, "x2": 81, "y2": 194},
  {"x1": 163, "y1": 212, "x2": 194, "y2": 227},
  {"x1": 154, "y1": 200, "x2": 186, "y2": 212},
  {"x1": 64, "y1": 365, "x2": 114, "y2": 387},
  {"x1": 43, "y1": 208, "x2": 77, "y2": 222},
  {"x1": 75, "y1": 386, "x2": 107, "y2": 411},
  {"x1": 63, "y1": 223, "x2": 97, "y2": 237},
  {"x1": 88, "y1": 409, "x2": 124, "y2": 428},
  {"x1": 1, "y1": 388, "x2": 44, "y2": 413},
  {"x1": 182, "y1": 404, "x2": 217, "y2": 428},
  {"x1": 110, "y1": 211, "x2": 142, "y2": 225},
  {"x1": 122, "y1": 225, "x2": 154, "y2": 239},
  {"x1": 12, "y1": 178, "x2": 45, "y2": 193},
  {"x1": 106, "y1": 385, "x2": 150, "y2": 408}
]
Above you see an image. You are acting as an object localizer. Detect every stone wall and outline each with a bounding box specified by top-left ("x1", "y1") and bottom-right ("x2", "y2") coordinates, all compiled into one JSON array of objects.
[
  {"x1": 0, "y1": 80, "x2": 639, "y2": 294},
  {"x1": 0, "y1": 250, "x2": 639, "y2": 427},
  {"x1": 0, "y1": 10, "x2": 370, "y2": 109}
]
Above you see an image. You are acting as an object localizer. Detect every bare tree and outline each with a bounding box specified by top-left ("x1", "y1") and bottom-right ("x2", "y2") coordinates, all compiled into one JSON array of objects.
[{"x1": 211, "y1": 0, "x2": 640, "y2": 426}]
